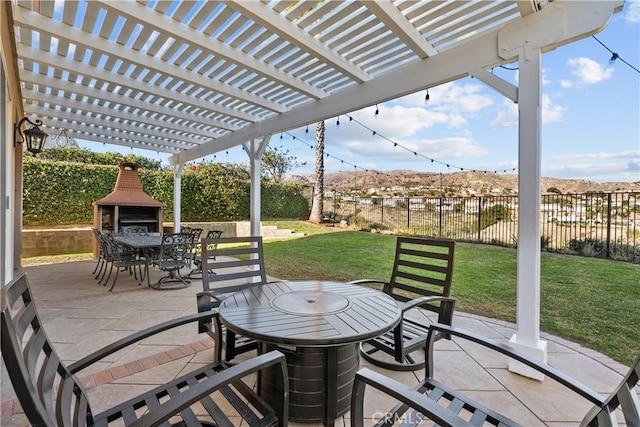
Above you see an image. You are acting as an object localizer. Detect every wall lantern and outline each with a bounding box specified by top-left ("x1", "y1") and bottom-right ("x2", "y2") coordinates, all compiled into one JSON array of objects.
[{"x1": 14, "y1": 117, "x2": 49, "y2": 155}]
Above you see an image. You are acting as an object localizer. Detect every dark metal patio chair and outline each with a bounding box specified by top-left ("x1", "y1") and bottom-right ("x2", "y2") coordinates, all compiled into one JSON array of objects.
[
  {"x1": 121, "y1": 224, "x2": 148, "y2": 234},
  {"x1": 152, "y1": 232, "x2": 192, "y2": 289},
  {"x1": 196, "y1": 235, "x2": 269, "y2": 363},
  {"x1": 188, "y1": 229, "x2": 223, "y2": 278},
  {"x1": 351, "y1": 322, "x2": 640, "y2": 427},
  {"x1": 102, "y1": 232, "x2": 149, "y2": 291},
  {"x1": 350, "y1": 236, "x2": 456, "y2": 371},
  {"x1": 1, "y1": 273, "x2": 289, "y2": 427},
  {"x1": 91, "y1": 228, "x2": 107, "y2": 278},
  {"x1": 180, "y1": 226, "x2": 203, "y2": 269}
]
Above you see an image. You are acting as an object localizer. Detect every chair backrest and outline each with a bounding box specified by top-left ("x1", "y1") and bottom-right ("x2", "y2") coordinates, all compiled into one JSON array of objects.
[
  {"x1": 205, "y1": 229, "x2": 223, "y2": 239},
  {"x1": 201, "y1": 236, "x2": 268, "y2": 295},
  {"x1": 1, "y1": 273, "x2": 95, "y2": 426},
  {"x1": 157, "y1": 233, "x2": 190, "y2": 262},
  {"x1": 386, "y1": 236, "x2": 455, "y2": 306},
  {"x1": 581, "y1": 354, "x2": 640, "y2": 426},
  {"x1": 121, "y1": 225, "x2": 148, "y2": 234}
]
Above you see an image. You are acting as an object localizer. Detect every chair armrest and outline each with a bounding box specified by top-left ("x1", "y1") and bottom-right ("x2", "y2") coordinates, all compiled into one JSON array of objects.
[
  {"x1": 197, "y1": 291, "x2": 224, "y2": 333},
  {"x1": 128, "y1": 350, "x2": 289, "y2": 427},
  {"x1": 401, "y1": 295, "x2": 455, "y2": 312},
  {"x1": 350, "y1": 367, "x2": 473, "y2": 427},
  {"x1": 425, "y1": 324, "x2": 605, "y2": 407},
  {"x1": 68, "y1": 310, "x2": 217, "y2": 374},
  {"x1": 401, "y1": 296, "x2": 456, "y2": 326},
  {"x1": 348, "y1": 279, "x2": 387, "y2": 286}
]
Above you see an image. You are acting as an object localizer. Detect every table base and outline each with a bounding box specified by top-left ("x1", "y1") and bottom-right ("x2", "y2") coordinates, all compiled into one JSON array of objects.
[{"x1": 259, "y1": 343, "x2": 360, "y2": 425}]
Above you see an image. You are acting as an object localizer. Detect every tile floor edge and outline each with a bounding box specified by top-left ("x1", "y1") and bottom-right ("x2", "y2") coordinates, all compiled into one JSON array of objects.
[
  {"x1": 454, "y1": 312, "x2": 630, "y2": 375},
  {"x1": 2, "y1": 338, "x2": 215, "y2": 417}
]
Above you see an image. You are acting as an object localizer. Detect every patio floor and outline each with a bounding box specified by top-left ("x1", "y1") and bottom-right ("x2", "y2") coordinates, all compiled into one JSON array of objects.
[{"x1": 1, "y1": 260, "x2": 631, "y2": 426}]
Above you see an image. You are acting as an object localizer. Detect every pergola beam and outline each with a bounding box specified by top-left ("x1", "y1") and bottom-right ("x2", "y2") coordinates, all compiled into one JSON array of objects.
[
  {"x1": 170, "y1": 0, "x2": 621, "y2": 165},
  {"x1": 95, "y1": 0, "x2": 328, "y2": 101},
  {"x1": 225, "y1": 1, "x2": 371, "y2": 83},
  {"x1": 12, "y1": 7, "x2": 289, "y2": 116}
]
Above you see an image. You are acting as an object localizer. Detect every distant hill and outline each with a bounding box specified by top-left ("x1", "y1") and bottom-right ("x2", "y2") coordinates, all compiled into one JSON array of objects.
[{"x1": 286, "y1": 170, "x2": 639, "y2": 195}]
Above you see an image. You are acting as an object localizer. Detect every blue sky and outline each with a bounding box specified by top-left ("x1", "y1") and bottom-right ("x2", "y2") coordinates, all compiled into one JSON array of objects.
[{"x1": 79, "y1": 1, "x2": 640, "y2": 183}]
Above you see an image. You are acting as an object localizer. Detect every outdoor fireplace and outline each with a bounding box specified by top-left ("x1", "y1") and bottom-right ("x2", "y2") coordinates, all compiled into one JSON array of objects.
[{"x1": 92, "y1": 161, "x2": 164, "y2": 256}]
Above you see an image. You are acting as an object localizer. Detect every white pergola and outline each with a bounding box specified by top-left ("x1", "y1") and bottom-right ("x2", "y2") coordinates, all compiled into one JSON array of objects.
[{"x1": 1, "y1": 0, "x2": 623, "y2": 377}]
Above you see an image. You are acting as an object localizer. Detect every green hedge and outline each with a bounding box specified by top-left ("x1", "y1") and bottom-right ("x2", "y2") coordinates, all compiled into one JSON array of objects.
[{"x1": 23, "y1": 158, "x2": 309, "y2": 226}]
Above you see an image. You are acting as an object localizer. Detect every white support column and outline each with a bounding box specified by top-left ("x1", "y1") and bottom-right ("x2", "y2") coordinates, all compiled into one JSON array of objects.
[
  {"x1": 172, "y1": 163, "x2": 184, "y2": 233},
  {"x1": 509, "y1": 44, "x2": 547, "y2": 380},
  {"x1": 243, "y1": 136, "x2": 271, "y2": 238}
]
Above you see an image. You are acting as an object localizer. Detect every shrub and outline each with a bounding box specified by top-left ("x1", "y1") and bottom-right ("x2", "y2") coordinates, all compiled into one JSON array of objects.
[{"x1": 23, "y1": 157, "x2": 309, "y2": 226}]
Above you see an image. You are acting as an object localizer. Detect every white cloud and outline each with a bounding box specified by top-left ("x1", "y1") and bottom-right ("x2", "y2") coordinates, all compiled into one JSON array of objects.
[
  {"x1": 623, "y1": 0, "x2": 640, "y2": 23},
  {"x1": 490, "y1": 102, "x2": 518, "y2": 128},
  {"x1": 398, "y1": 81, "x2": 494, "y2": 114},
  {"x1": 547, "y1": 151, "x2": 640, "y2": 162},
  {"x1": 541, "y1": 94, "x2": 566, "y2": 123},
  {"x1": 490, "y1": 95, "x2": 566, "y2": 128},
  {"x1": 560, "y1": 80, "x2": 572, "y2": 88},
  {"x1": 567, "y1": 57, "x2": 614, "y2": 84},
  {"x1": 344, "y1": 136, "x2": 487, "y2": 160},
  {"x1": 543, "y1": 151, "x2": 640, "y2": 182}
]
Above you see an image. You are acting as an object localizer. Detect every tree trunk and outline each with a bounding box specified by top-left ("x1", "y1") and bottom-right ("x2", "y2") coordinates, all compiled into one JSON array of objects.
[{"x1": 309, "y1": 121, "x2": 325, "y2": 223}]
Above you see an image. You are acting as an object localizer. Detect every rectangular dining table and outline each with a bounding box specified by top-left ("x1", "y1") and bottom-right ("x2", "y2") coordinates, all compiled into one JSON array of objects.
[
  {"x1": 218, "y1": 280, "x2": 401, "y2": 426},
  {"x1": 112, "y1": 233, "x2": 163, "y2": 287}
]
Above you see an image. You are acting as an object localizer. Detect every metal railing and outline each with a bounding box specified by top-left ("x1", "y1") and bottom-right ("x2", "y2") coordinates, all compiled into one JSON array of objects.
[{"x1": 324, "y1": 191, "x2": 640, "y2": 263}]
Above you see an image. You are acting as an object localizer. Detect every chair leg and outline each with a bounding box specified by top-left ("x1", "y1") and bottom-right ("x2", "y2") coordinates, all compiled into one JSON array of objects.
[
  {"x1": 109, "y1": 263, "x2": 121, "y2": 292},
  {"x1": 92, "y1": 257, "x2": 102, "y2": 275},
  {"x1": 94, "y1": 258, "x2": 104, "y2": 279},
  {"x1": 100, "y1": 261, "x2": 113, "y2": 286}
]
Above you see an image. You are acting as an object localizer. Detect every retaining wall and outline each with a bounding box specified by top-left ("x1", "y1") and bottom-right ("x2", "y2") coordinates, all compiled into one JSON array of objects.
[{"x1": 22, "y1": 222, "x2": 304, "y2": 257}]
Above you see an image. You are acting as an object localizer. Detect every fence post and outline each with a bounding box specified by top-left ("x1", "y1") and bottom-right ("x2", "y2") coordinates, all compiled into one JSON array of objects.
[
  {"x1": 406, "y1": 197, "x2": 410, "y2": 230},
  {"x1": 477, "y1": 197, "x2": 483, "y2": 242},
  {"x1": 439, "y1": 196, "x2": 444, "y2": 237},
  {"x1": 606, "y1": 193, "x2": 612, "y2": 259}
]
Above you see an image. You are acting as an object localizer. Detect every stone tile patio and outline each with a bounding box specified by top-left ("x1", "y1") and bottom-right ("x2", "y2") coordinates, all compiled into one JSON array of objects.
[{"x1": 0, "y1": 260, "x2": 630, "y2": 426}]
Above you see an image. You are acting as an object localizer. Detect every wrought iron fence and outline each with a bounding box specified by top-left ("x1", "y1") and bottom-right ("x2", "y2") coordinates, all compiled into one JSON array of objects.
[{"x1": 324, "y1": 191, "x2": 640, "y2": 263}]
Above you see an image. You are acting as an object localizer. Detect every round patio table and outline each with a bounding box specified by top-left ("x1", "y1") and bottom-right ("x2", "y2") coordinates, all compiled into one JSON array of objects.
[{"x1": 219, "y1": 280, "x2": 401, "y2": 425}]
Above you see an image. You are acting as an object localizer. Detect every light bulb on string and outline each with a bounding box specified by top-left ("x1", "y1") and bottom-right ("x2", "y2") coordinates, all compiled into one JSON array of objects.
[
  {"x1": 425, "y1": 89, "x2": 430, "y2": 104},
  {"x1": 374, "y1": 104, "x2": 379, "y2": 119},
  {"x1": 280, "y1": 133, "x2": 283, "y2": 139},
  {"x1": 306, "y1": 125, "x2": 309, "y2": 133},
  {"x1": 336, "y1": 116, "x2": 340, "y2": 128},
  {"x1": 609, "y1": 52, "x2": 619, "y2": 64}
]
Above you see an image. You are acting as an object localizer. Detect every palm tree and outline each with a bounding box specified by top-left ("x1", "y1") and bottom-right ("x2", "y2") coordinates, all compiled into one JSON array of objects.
[{"x1": 309, "y1": 121, "x2": 325, "y2": 223}]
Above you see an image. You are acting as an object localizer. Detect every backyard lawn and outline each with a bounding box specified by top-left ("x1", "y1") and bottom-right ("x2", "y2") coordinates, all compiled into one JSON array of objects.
[{"x1": 261, "y1": 222, "x2": 640, "y2": 366}]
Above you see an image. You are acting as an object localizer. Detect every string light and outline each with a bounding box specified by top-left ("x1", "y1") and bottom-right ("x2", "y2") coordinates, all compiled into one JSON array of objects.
[
  {"x1": 425, "y1": 89, "x2": 430, "y2": 103},
  {"x1": 288, "y1": 107, "x2": 521, "y2": 175},
  {"x1": 339, "y1": 114, "x2": 517, "y2": 174},
  {"x1": 592, "y1": 35, "x2": 639, "y2": 73},
  {"x1": 306, "y1": 125, "x2": 309, "y2": 133},
  {"x1": 374, "y1": 104, "x2": 379, "y2": 119}
]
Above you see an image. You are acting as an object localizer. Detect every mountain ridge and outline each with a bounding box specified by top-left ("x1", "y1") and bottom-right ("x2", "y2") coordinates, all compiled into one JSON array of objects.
[{"x1": 286, "y1": 170, "x2": 639, "y2": 195}]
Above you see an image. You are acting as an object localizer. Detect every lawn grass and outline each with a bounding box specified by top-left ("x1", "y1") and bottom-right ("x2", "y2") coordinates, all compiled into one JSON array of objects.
[{"x1": 262, "y1": 223, "x2": 640, "y2": 366}]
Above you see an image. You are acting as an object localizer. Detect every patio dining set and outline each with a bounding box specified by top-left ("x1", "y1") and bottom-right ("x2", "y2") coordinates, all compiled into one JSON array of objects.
[
  {"x1": 91, "y1": 226, "x2": 223, "y2": 292},
  {"x1": 2, "y1": 234, "x2": 639, "y2": 426}
]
